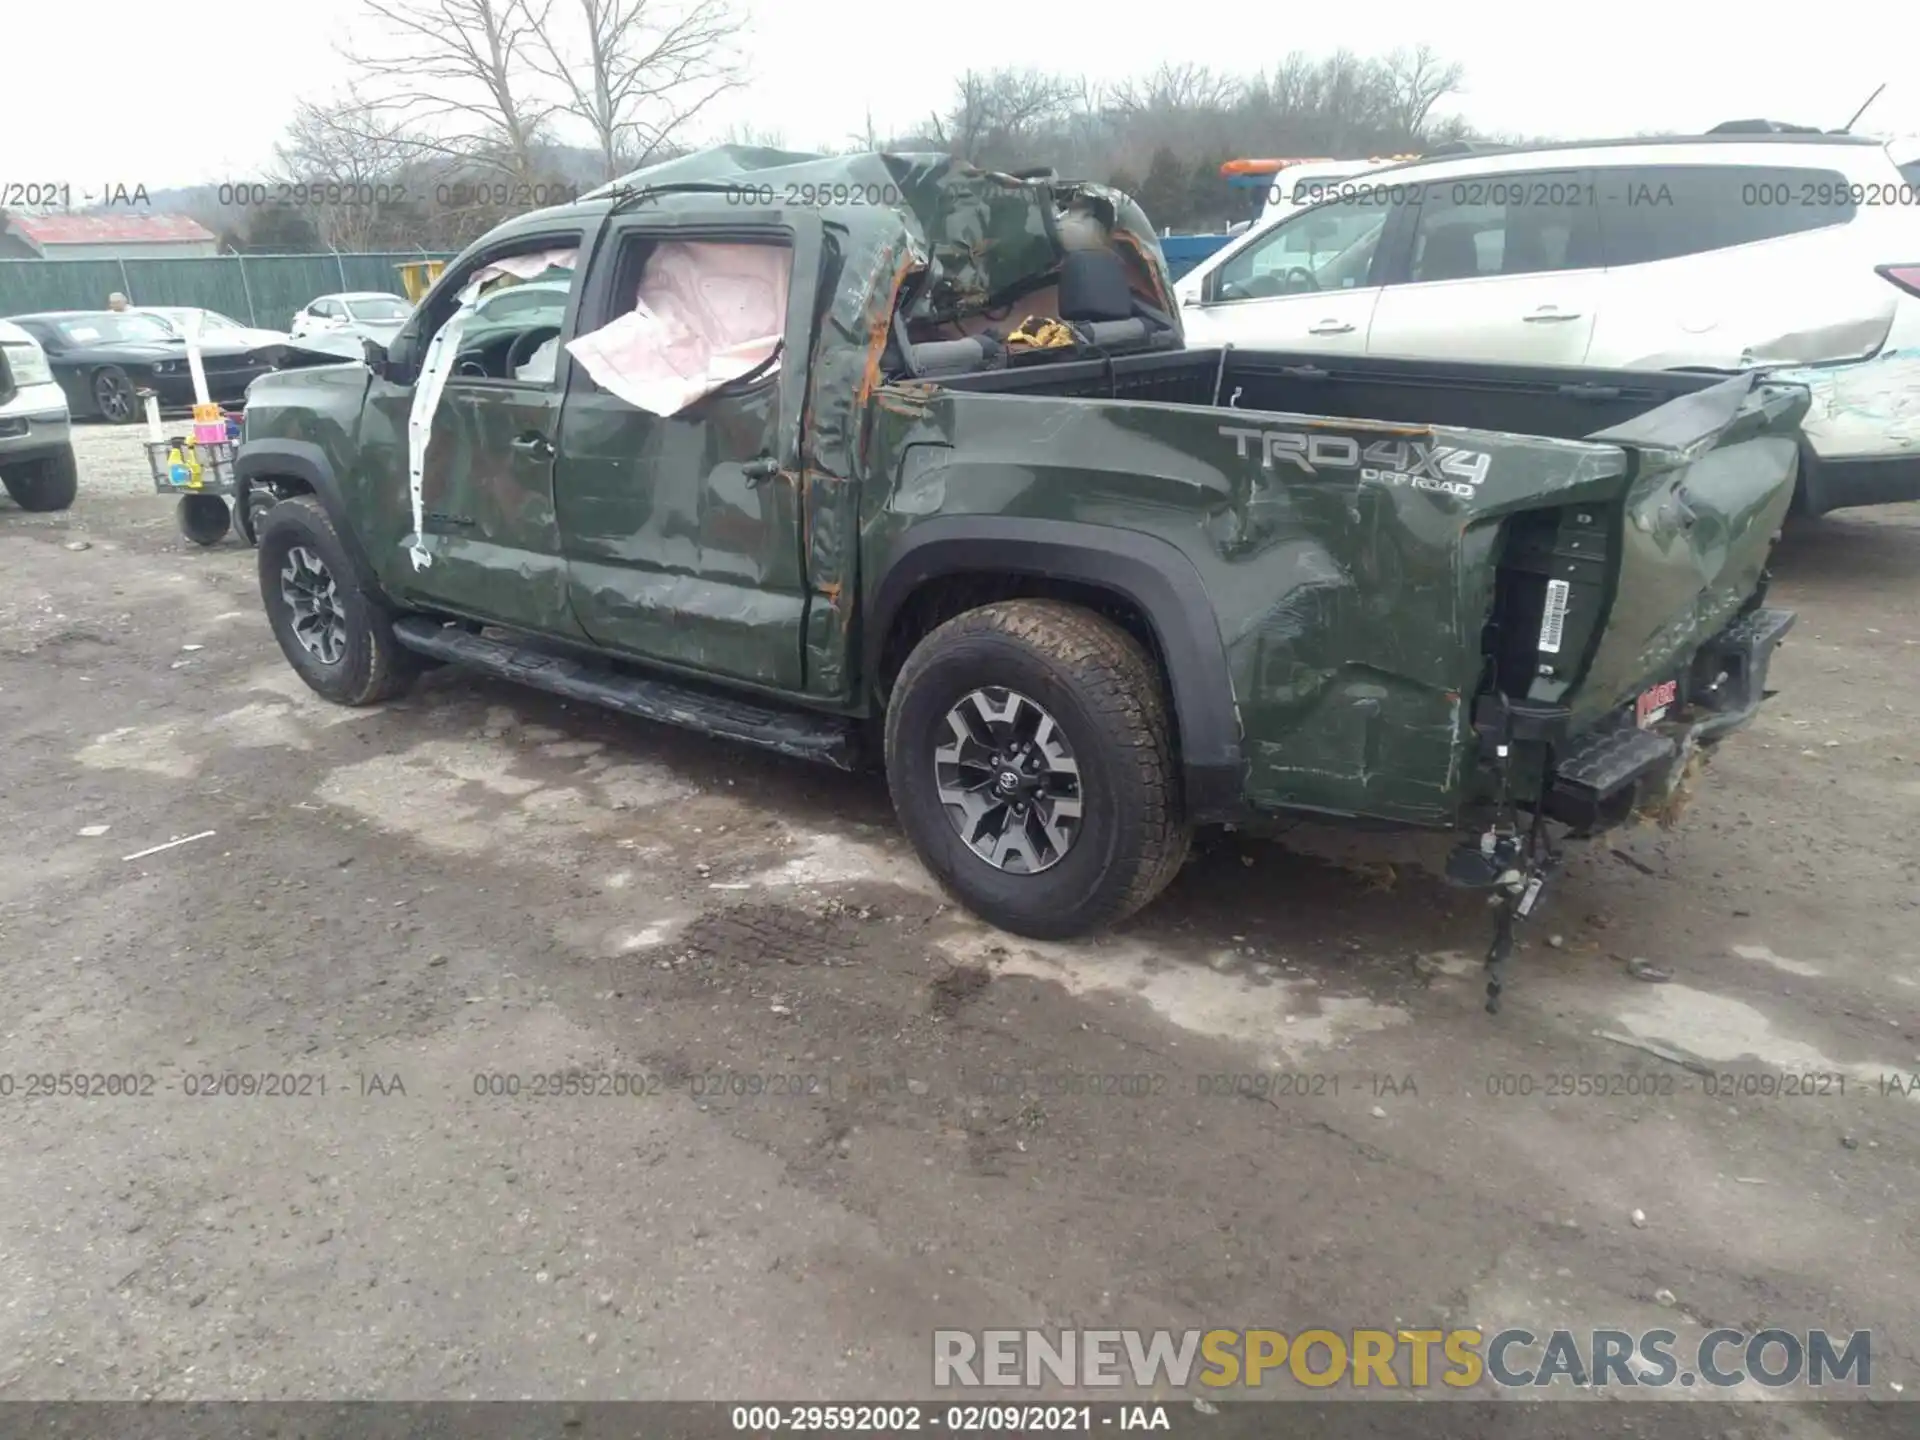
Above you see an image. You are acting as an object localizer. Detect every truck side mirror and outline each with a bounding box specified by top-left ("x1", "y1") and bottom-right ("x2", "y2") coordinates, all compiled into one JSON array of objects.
[{"x1": 382, "y1": 325, "x2": 417, "y2": 381}]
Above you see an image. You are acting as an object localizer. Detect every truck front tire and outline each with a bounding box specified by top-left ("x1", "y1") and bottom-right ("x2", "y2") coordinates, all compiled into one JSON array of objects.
[
  {"x1": 884, "y1": 599, "x2": 1190, "y2": 939},
  {"x1": 256, "y1": 496, "x2": 419, "y2": 706},
  {"x1": 1, "y1": 446, "x2": 79, "y2": 512}
]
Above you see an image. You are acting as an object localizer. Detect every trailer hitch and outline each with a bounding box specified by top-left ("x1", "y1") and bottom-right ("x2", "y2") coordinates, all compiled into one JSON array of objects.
[
  {"x1": 1447, "y1": 695, "x2": 1566, "y2": 1014},
  {"x1": 1467, "y1": 811, "x2": 1559, "y2": 1013}
]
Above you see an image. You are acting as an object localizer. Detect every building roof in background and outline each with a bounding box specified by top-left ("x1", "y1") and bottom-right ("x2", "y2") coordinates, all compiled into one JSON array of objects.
[{"x1": 3, "y1": 213, "x2": 216, "y2": 246}]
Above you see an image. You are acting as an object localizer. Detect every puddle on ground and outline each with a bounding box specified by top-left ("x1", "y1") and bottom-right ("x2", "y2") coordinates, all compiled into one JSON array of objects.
[
  {"x1": 754, "y1": 829, "x2": 938, "y2": 897},
  {"x1": 1729, "y1": 943, "x2": 1825, "y2": 978},
  {"x1": 74, "y1": 724, "x2": 202, "y2": 779},
  {"x1": 215, "y1": 701, "x2": 315, "y2": 751},
  {"x1": 316, "y1": 738, "x2": 700, "y2": 866},
  {"x1": 935, "y1": 931, "x2": 1409, "y2": 1061},
  {"x1": 1609, "y1": 983, "x2": 1911, "y2": 1094}
]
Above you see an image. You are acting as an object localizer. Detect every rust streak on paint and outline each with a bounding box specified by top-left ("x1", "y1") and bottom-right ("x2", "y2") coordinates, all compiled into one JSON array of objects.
[
  {"x1": 857, "y1": 255, "x2": 917, "y2": 408},
  {"x1": 874, "y1": 388, "x2": 933, "y2": 418}
]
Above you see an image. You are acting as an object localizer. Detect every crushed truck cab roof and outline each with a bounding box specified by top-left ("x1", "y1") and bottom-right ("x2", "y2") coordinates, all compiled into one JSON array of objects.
[{"x1": 530, "y1": 146, "x2": 1181, "y2": 478}]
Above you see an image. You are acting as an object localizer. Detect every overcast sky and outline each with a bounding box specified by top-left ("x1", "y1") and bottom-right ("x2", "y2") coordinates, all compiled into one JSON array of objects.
[{"x1": 8, "y1": 0, "x2": 1918, "y2": 194}]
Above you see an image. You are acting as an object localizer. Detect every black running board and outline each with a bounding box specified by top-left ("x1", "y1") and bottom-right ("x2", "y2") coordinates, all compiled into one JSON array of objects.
[{"x1": 392, "y1": 617, "x2": 861, "y2": 770}]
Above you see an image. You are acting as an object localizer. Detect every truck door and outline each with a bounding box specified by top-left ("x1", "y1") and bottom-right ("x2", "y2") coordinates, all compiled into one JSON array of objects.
[
  {"x1": 1366, "y1": 168, "x2": 1603, "y2": 365},
  {"x1": 552, "y1": 212, "x2": 821, "y2": 692},
  {"x1": 363, "y1": 228, "x2": 589, "y2": 637},
  {"x1": 1180, "y1": 191, "x2": 1395, "y2": 352}
]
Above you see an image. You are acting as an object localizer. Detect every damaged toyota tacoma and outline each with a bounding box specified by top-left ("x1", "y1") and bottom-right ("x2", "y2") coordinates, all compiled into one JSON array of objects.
[{"x1": 235, "y1": 146, "x2": 1808, "y2": 1007}]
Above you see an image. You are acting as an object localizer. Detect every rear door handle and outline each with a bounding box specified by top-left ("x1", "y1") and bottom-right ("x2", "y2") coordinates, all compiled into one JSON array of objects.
[
  {"x1": 511, "y1": 432, "x2": 554, "y2": 459},
  {"x1": 1307, "y1": 320, "x2": 1355, "y2": 335},
  {"x1": 1522, "y1": 308, "x2": 1583, "y2": 323}
]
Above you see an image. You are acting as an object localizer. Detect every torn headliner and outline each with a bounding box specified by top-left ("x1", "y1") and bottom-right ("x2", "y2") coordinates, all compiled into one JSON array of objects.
[{"x1": 582, "y1": 146, "x2": 1181, "y2": 477}]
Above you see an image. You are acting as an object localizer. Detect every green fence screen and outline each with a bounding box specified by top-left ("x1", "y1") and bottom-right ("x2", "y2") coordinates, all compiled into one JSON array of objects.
[{"x1": 0, "y1": 253, "x2": 459, "y2": 328}]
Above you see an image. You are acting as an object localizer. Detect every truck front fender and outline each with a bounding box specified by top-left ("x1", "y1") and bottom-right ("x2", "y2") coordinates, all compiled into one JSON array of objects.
[
  {"x1": 234, "y1": 439, "x2": 391, "y2": 604},
  {"x1": 869, "y1": 517, "x2": 1245, "y2": 822}
]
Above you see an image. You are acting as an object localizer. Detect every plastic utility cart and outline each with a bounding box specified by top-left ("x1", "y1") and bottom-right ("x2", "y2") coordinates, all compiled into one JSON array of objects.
[{"x1": 144, "y1": 408, "x2": 257, "y2": 547}]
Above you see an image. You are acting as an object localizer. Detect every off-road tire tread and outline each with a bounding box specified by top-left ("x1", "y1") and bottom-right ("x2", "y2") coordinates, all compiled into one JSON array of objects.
[
  {"x1": 258, "y1": 496, "x2": 418, "y2": 706},
  {"x1": 887, "y1": 599, "x2": 1190, "y2": 934}
]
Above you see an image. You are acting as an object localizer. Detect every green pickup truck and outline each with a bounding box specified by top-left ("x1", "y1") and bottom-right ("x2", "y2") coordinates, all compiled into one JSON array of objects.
[{"x1": 237, "y1": 147, "x2": 1808, "y2": 1008}]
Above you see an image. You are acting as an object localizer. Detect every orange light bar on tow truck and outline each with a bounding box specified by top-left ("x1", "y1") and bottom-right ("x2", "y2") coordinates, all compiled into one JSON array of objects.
[{"x1": 1218, "y1": 154, "x2": 1421, "y2": 177}]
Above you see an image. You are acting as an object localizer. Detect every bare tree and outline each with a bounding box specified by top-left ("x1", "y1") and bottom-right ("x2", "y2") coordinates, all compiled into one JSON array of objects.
[
  {"x1": 343, "y1": 0, "x2": 557, "y2": 180},
  {"x1": 847, "y1": 108, "x2": 884, "y2": 153},
  {"x1": 1382, "y1": 45, "x2": 1464, "y2": 136},
  {"x1": 930, "y1": 69, "x2": 1078, "y2": 167},
  {"x1": 269, "y1": 90, "x2": 428, "y2": 249},
  {"x1": 527, "y1": 0, "x2": 742, "y2": 181},
  {"x1": 1108, "y1": 63, "x2": 1241, "y2": 117}
]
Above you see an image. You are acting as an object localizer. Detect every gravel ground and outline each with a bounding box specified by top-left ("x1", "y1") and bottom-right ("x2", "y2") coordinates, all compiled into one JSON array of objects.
[{"x1": 0, "y1": 422, "x2": 1915, "y2": 1433}]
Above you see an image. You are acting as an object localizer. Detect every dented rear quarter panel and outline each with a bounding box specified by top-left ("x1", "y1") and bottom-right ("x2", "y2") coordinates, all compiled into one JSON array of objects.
[{"x1": 861, "y1": 388, "x2": 1638, "y2": 826}]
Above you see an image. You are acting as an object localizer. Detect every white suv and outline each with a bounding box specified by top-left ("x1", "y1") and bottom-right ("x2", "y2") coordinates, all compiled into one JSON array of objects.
[{"x1": 1175, "y1": 131, "x2": 1920, "y2": 515}]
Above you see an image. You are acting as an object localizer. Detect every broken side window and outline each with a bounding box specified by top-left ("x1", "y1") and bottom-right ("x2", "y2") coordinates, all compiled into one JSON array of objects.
[{"x1": 566, "y1": 239, "x2": 791, "y2": 417}]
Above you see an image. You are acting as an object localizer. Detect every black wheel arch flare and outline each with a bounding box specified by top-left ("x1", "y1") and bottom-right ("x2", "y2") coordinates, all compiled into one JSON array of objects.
[
  {"x1": 234, "y1": 440, "x2": 392, "y2": 604},
  {"x1": 868, "y1": 517, "x2": 1246, "y2": 822}
]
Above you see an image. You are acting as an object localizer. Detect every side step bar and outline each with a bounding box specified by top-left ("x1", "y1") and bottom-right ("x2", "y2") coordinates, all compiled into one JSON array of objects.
[{"x1": 392, "y1": 617, "x2": 861, "y2": 770}]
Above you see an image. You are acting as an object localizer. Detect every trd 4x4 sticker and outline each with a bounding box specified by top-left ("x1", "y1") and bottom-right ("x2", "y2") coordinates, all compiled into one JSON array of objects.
[{"x1": 1218, "y1": 425, "x2": 1492, "y2": 498}]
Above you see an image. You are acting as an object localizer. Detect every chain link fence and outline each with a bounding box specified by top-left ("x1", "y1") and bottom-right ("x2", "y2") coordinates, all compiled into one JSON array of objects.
[{"x1": 0, "y1": 252, "x2": 458, "y2": 327}]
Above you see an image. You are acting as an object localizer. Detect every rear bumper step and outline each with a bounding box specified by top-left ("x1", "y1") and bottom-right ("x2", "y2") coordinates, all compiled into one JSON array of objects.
[
  {"x1": 1553, "y1": 726, "x2": 1677, "y2": 802},
  {"x1": 1542, "y1": 605, "x2": 1795, "y2": 828},
  {"x1": 392, "y1": 617, "x2": 861, "y2": 770}
]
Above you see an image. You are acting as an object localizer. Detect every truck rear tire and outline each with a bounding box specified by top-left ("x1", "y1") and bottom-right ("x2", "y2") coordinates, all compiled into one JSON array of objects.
[
  {"x1": 1, "y1": 446, "x2": 79, "y2": 512},
  {"x1": 884, "y1": 599, "x2": 1190, "y2": 939},
  {"x1": 256, "y1": 496, "x2": 420, "y2": 706}
]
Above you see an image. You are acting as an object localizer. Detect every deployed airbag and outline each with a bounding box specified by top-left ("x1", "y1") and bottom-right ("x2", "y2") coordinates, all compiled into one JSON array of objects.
[{"x1": 566, "y1": 241, "x2": 789, "y2": 417}]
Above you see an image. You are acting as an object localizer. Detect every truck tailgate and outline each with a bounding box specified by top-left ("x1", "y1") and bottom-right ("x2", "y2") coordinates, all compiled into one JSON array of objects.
[{"x1": 1565, "y1": 375, "x2": 1808, "y2": 721}]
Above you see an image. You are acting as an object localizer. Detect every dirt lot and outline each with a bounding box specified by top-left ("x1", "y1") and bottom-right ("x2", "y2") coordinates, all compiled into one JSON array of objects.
[{"x1": 1, "y1": 424, "x2": 1915, "y2": 1430}]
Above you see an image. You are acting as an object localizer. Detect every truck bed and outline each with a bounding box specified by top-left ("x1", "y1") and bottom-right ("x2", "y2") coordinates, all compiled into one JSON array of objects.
[
  {"x1": 902, "y1": 343, "x2": 1809, "y2": 827},
  {"x1": 938, "y1": 345, "x2": 1735, "y2": 444}
]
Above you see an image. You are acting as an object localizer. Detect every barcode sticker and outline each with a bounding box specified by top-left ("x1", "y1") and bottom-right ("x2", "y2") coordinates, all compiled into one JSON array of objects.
[{"x1": 1538, "y1": 579, "x2": 1571, "y2": 654}]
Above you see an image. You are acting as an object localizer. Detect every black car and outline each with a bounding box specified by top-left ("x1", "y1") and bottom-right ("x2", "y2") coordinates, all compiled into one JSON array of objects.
[{"x1": 4, "y1": 310, "x2": 283, "y2": 423}]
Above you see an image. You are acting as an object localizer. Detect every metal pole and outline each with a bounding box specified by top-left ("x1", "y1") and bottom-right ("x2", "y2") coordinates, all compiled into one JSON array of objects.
[
  {"x1": 332, "y1": 246, "x2": 347, "y2": 291},
  {"x1": 235, "y1": 250, "x2": 257, "y2": 326},
  {"x1": 116, "y1": 256, "x2": 132, "y2": 302}
]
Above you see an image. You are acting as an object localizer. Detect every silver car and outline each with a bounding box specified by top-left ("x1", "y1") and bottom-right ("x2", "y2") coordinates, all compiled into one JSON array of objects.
[
  {"x1": 0, "y1": 318, "x2": 76, "y2": 512},
  {"x1": 136, "y1": 305, "x2": 294, "y2": 353},
  {"x1": 288, "y1": 292, "x2": 413, "y2": 350}
]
